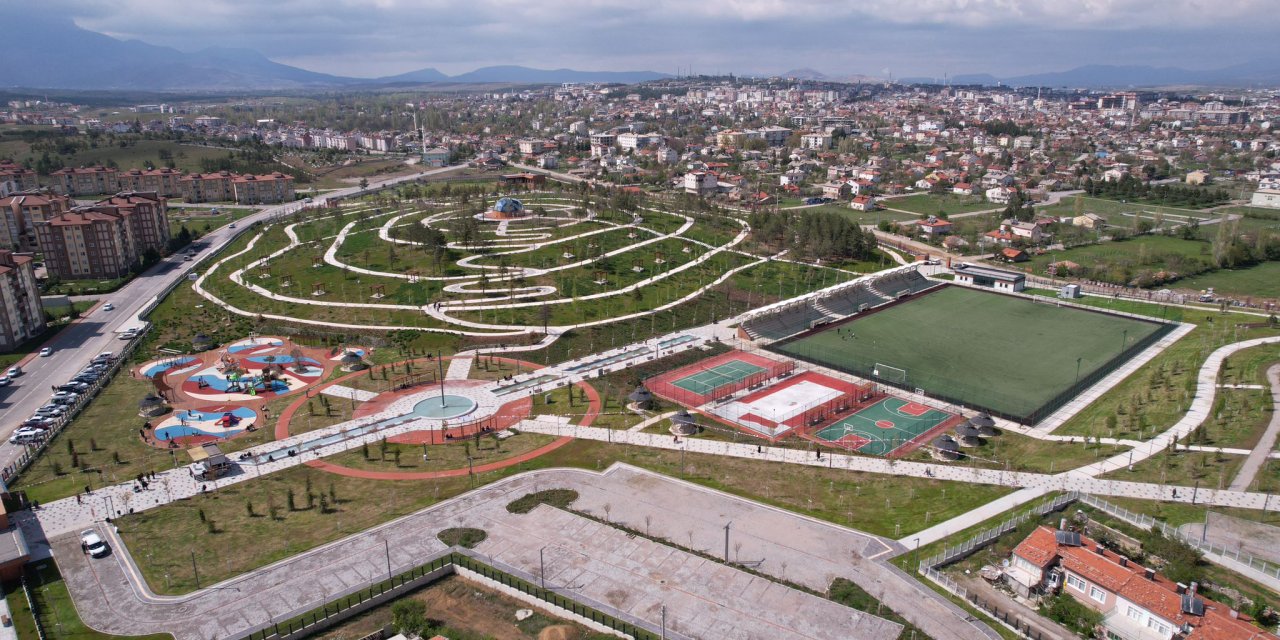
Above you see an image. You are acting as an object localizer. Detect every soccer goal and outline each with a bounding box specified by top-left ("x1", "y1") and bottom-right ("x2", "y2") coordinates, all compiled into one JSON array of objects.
[{"x1": 873, "y1": 363, "x2": 907, "y2": 384}]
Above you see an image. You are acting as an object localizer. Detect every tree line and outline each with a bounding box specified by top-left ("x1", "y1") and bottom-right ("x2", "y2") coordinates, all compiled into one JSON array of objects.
[{"x1": 748, "y1": 209, "x2": 877, "y2": 262}]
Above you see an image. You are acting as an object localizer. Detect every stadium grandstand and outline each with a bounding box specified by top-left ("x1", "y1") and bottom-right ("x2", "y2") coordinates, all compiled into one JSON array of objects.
[
  {"x1": 869, "y1": 268, "x2": 939, "y2": 298},
  {"x1": 813, "y1": 283, "x2": 889, "y2": 317},
  {"x1": 740, "y1": 300, "x2": 837, "y2": 341}
]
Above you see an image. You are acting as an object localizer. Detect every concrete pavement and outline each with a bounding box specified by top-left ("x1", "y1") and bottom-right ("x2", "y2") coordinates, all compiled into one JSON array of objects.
[{"x1": 48, "y1": 465, "x2": 992, "y2": 640}]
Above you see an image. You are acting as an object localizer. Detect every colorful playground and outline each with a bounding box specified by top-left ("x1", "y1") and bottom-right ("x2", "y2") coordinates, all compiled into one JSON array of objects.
[{"x1": 134, "y1": 336, "x2": 356, "y2": 448}]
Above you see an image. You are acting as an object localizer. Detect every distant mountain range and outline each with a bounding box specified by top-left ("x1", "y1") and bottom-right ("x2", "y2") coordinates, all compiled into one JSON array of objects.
[
  {"x1": 3, "y1": 14, "x2": 670, "y2": 91},
  {"x1": 902, "y1": 62, "x2": 1280, "y2": 88}
]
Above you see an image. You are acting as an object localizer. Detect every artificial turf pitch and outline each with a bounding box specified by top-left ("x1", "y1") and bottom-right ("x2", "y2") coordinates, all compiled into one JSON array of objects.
[{"x1": 770, "y1": 285, "x2": 1166, "y2": 421}]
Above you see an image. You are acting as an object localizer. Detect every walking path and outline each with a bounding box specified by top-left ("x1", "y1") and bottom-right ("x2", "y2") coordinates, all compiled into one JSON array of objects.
[
  {"x1": 1228, "y1": 365, "x2": 1280, "y2": 491},
  {"x1": 445, "y1": 356, "x2": 473, "y2": 380}
]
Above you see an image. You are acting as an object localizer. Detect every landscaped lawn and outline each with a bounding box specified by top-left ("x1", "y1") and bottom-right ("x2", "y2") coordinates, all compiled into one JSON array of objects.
[{"x1": 115, "y1": 437, "x2": 1010, "y2": 594}]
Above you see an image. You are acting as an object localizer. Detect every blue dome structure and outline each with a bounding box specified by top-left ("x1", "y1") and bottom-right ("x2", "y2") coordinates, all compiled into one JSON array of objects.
[{"x1": 494, "y1": 197, "x2": 524, "y2": 214}]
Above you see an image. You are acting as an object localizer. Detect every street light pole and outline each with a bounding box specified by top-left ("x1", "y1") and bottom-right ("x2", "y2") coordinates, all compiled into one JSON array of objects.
[
  {"x1": 385, "y1": 539, "x2": 392, "y2": 580},
  {"x1": 540, "y1": 546, "x2": 546, "y2": 589},
  {"x1": 724, "y1": 521, "x2": 732, "y2": 562},
  {"x1": 914, "y1": 537, "x2": 921, "y2": 571}
]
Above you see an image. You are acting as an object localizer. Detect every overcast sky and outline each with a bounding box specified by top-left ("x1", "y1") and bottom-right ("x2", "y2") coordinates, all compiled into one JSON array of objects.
[{"x1": 40, "y1": 0, "x2": 1278, "y2": 79}]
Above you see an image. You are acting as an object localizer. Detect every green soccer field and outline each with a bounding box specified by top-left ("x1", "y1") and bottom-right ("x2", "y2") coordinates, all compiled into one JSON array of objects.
[{"x1": 770, "y1": 286, "x2": 1170, "y2": 421}]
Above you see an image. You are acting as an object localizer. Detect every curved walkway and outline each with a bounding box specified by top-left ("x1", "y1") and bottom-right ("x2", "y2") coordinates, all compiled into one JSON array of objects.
[{"x1": 1228, "y1": 364, "x2": 1280, "y2": 491}]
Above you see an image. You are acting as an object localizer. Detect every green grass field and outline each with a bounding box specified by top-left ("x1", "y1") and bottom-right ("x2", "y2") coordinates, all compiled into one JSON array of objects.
[
  {"x1": 880, "y1": 193, "x2": 996, "y2": 216},
  {"x1": 1018, "y1": 235, "x2": 1215, "y2": 285},
  {"x1": 1177, "y1": 262, "x2": 1280, "y2": 299},
  {"x1": 770, "y1": 286, "x2": 1168, "y2": 421}
]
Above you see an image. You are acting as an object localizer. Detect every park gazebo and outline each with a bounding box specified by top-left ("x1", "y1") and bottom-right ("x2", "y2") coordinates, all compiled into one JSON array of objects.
[
  {"x1": 137, "y1": 393, "x2": 169, "y2": 418},
  {"x1": 931, "y1": 435, "x2": 960, "y2": 461},
  {"x1": 670, "y1": 409, "x2": 698, "y2": 436},
  {"x1": 970, "y1": 413, "x2": 998, "y2": 437},
  {"x1": 192, "y1": 333, "x2": 214, "y2": 352},
  {"x1": 954, "y1": 422, "x2": 982, "y2": 447},
  {"x1": 339, "y1": 351, "x2": 368, "y2": 372},
  {"x1": 627, "y1": 386, "x2": 654, "y2": 411}
]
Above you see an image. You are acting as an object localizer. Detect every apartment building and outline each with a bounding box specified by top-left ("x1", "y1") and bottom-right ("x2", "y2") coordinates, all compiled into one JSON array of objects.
[
  {"x1": 232, "y1": 172, "x2": 295, "y2": 204},
  {"x1": 117, "y1": 167, "x2": 184, "y2": 197},
  {"x1": 0, "y1": 161, "x2": 39, "y2": 191},
  {"x1": 180, "y1": 171, "x2": 235, "y2": 203},
  {"x1": 50, "y1": 165, "x2": 119, "y2": 197},
  {"x1": 36, "y1": 208, "x2": 133, "y2": 279},
  {"x1": 0, "y1": 249, "x2": 44, "y2": 350},
  {"x1": 0, "y1": 190, "x2": 72, "y2": 252},
  {"x1": 1007, "y1": 526, "x2": 1277, "y2": 640},
  {"x1": 96, "y1": 191, "x2": 170, "y2": 254}
]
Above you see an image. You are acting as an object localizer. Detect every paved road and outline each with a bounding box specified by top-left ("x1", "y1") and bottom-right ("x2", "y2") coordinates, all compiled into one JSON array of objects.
[
  {"x1": 0, "y1": 164, "x2": 466, "y2": 473},
  {"x1": 47, "y1": 465, "x2": 984, "y2": 640},
  {"x1": 1229, "y1": 364, "x2": 1280, "y2": 491}
]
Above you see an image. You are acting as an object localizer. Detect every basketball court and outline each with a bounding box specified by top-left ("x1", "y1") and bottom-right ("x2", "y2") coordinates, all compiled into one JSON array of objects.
[{"x1": 807, "y1": 396, "x2": 958, "y2": 456}]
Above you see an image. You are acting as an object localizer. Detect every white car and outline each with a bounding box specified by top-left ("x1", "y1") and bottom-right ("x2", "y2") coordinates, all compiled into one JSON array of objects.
[
  {"x1": 80, "y1": 529, "x2": 109, "y2": 558},
  {"x1": 0, "y1": 375, "x2": 11, "y2": 387},
  {"x1": 9, "y1": 427, "x2": 45, "y2": 445},
  {"x1": 6, "y1": 366, "x2": 20, "y2": 377},
  {"x1": 103, "y1": 303, "x2": 115, "y2": 311},
  {"x1": 39, "y1": 347, "x2": 53, "y2": 357}
]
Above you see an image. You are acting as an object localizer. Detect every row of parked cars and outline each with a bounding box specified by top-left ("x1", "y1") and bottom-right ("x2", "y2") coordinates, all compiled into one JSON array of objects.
[{"x1": 9, "y1": 352, "x2": 115, "y2": 446}]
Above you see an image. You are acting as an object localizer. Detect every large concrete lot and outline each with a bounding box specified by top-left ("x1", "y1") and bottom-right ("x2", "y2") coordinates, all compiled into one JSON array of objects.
[{"x1": 48, "y1": 464, "x2": 996, "y2": 640}]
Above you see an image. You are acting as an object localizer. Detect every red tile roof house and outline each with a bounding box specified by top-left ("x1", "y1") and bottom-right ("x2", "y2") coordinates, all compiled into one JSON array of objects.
[
  {"x1": 916, "y1": 217, "x2": 953, "y2": 236},
  {"x1": 1007, "y1": 526, "x2": 1277, "y2": 640}
]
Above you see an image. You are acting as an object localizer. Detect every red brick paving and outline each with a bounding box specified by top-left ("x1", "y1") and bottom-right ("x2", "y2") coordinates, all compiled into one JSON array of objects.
[{"x1": 281, "y1": 355, "x2": 599, "y2": 480}]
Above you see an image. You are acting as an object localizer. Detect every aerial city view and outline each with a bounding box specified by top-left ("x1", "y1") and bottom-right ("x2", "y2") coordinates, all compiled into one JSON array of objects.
[{"x1": 0, "y1": 2, "x2": 1278, "y2": 639}]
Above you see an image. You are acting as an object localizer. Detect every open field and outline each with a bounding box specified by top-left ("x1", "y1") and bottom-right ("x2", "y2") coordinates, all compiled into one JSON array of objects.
[
  {"x1": 1177, "y1": 261, "x2": 1280, "y2": 299},
  {"x1": 771, "y1": 285, "x2": 1169, "y2": 421},
  {"x1": 1039, "y1": 195, "x2": 1224, "y2": 220},
  {"x1": 881, "y1": 193, "x2": 996, "y2": 216},
  {"x1": 314, "y1": 576, "x2": 595, "y2": 640},
  {"x1": 1020, "y1": 235, "x2": 1215, "y2": 284}
]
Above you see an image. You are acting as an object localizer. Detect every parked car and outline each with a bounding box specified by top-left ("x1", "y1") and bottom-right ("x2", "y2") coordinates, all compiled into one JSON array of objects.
[
  {"x1": 57, "y1": 383, "x2": 88, "y2": 393},
  {"x1": 34, "y1": 404, "x2": 65, "y2": 417},
  {"x1": 51, "y1": 393, "x2": 79, "y2": 405},
  {"x1": 80, "y1": 530, "x2": 109, "y2": 558},
  {"x1": 9, "y1": 428, "x2": 45, "y2": 445},
  {"x1": 39, "y1": 347, "x2": 52, "y2": 357},
  {"x1": 94, "y1": 351, "x2": 114, "y2": 361},
  {"x1": 21, "y1": 417, "x2": 52, "y2": 428}
]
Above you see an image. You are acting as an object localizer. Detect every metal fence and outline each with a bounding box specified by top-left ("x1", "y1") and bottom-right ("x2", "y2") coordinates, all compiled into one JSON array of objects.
[
  {"x1": 920, "y1": 566, "x2": 1053, "y2": 640},
  {"x1": 20, "y1": 575, "x2": 47, "y2": 640},
  {"x1": 919, "y1": 492, "x2": 1080, "y2": 571},
  {"x1": 1078, "y1": 493, "x2": 1280, "y2": 583},
  {"x1": 2, "y1": 323, "x2": 152, "y2": 485},
  {"x1": 235, "y1": 549, "x2": 681, "y2": 640}
]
